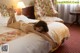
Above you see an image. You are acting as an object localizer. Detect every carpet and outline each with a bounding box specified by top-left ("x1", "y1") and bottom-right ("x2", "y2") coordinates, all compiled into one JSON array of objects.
[{"x1": 53, "y1": 24, "x2": 80, "y2": 53}]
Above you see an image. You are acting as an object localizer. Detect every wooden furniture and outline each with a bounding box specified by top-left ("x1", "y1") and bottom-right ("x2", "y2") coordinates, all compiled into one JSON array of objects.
[
  {"x1": 70, "y1": 11, "x2": 80, "y2": 25},
  {"x1": 22, "y1": 6, "x2": 35, "y2": 19}
]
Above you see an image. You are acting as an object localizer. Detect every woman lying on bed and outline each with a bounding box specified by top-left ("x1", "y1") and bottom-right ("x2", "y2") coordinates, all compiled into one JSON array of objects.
[{"x1": 7, "y1": 11, "x2": 59, "y2": 51}]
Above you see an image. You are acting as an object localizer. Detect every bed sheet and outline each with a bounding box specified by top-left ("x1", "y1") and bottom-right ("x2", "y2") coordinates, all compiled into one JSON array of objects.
[{"x1": 0, "y1": 26, "x2": 50, "y2": 53}]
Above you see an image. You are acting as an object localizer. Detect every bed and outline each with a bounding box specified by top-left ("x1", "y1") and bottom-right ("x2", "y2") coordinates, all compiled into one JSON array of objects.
[{"x1": 0, "y1": 14, "x2": 70, "y2": 53}]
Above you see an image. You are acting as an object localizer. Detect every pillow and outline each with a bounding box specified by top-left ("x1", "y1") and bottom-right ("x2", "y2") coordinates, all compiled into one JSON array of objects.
[
  {"x1": 39, "y1": 16, "x2": 64, "y2": 23},
  {"x1": 34, "y1": 0, "x2": 58, "y2": 19},
  {"x1": 15, "y1": 15, "x2": 39, "y2": 23}
]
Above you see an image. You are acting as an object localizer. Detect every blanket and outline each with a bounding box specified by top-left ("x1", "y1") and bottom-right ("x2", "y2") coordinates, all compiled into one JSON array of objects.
[
  {"x1": 0, "y1": 29, "x2": 25, "y2": 45},
  {"x1": 48, "y1": 22, "x2": 70, "y2": 51},
  {"x1": 0, "y1": 26, "x2": 50, "y2": 53}
]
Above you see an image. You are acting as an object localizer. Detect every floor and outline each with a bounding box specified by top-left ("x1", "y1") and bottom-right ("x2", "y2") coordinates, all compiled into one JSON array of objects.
[{"x1": 53, "y1": 24, "x2": 80, "y2": 53}]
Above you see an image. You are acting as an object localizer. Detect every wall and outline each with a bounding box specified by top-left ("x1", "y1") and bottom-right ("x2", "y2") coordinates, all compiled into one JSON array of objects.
[{"x1": 0, "y1": 0, "x2": 34, "y2": 8}]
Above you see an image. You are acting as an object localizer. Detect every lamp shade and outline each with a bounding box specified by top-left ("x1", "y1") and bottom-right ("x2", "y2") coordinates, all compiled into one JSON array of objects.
[{"x1": 17, "y1": 2, "x2": 25, "y2": 8}]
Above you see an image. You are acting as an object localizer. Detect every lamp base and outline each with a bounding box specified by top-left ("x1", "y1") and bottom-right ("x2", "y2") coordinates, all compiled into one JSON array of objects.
[{"x1": 16, "y1": 8, "x2": 22, "y2": 15}]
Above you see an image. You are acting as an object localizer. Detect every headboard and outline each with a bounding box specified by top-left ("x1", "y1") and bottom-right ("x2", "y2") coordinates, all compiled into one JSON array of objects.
[{"x1": 22, "y1": 6, "x2": 35, "y2": 19}]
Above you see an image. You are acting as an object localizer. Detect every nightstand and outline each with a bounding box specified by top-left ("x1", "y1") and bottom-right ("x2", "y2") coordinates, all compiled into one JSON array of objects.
[{"x1": 70, "y1": 11, "x2": 80, "y2": 25}]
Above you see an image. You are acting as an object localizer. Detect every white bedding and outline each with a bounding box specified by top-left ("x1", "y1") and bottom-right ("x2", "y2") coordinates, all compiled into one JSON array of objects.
[
  {"x1": 0, "y1": 15, "x2": 70, "y2": 53},
  {"x1": 0, "y1": 15, "x2": 39, "y2": 26},
  {"x1": 7, "y1": 33, "x2": 50, "y2": 53},
  {"x1": 0, "y1": 26, "x2": 50, "y2": 53},
  {"x1": 0, "y1": 15, "x2": 63, "y2": 26},
  {"x1": 0, "y1": 15, "x2": 50, "y2": 53},
  {"x1": 38, "y1": 16, "x2": 64, "y2": 23}
]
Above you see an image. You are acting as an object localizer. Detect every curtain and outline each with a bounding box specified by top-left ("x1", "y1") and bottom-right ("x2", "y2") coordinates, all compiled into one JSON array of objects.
[{"x1": 53, "y1": 0, "x2": 80, "y2": 23}]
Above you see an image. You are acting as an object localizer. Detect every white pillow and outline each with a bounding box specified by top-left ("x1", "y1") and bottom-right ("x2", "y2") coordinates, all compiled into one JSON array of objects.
[
  {"x1": 39, "y1": 16, "x2": 64, "y2": 23},
  {"x1": 15, "y1": 15, "x2": 28, "y2": 21},
  {"x1": 15, "y1": 15, "x2": 39, "y2": 23}
]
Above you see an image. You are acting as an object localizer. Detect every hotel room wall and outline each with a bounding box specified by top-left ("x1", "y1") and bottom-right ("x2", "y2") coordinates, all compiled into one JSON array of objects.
[{"x1": 0, "y1": 0, "x2": 34, "y2": 8}]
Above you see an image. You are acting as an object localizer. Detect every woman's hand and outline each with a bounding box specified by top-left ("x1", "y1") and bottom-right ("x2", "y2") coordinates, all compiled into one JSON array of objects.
[{"x1": 52, "y1": 42, "x2": 59, "y2": 49}]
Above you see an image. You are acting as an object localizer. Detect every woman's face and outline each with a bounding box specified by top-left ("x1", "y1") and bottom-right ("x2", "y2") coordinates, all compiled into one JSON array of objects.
[{"x1": 35, "y1": 26, "x2": 43, "y2": 32}]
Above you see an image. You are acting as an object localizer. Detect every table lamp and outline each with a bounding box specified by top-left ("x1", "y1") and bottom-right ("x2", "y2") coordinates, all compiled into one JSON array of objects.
[{"x1": 17, "y1": 1, "x2": 25, "y2": 15}]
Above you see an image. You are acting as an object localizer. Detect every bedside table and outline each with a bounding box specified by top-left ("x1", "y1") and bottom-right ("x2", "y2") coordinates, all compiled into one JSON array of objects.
[{"x1": 70, "y1": 11, "x2": 80, "y2": 25}]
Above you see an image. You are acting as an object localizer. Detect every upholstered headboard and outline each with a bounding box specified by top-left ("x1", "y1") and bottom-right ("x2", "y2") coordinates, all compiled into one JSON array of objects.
[{"x1": 22, "y1": 6, "x2": 35, "y2": 19}]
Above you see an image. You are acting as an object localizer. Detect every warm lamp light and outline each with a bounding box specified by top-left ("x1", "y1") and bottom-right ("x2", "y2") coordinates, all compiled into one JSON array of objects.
[
  {"x1": 17, "y1": 2, "x2": 25, "y2": 8},
  {"x1": 17, "y1": 2, "x2": 25, "y2": 15}
]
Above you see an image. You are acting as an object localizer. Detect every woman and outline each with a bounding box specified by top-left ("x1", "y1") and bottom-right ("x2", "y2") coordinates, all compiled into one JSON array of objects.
[{"x1": 7, "y1": 11, "x2": 58, "y2": 51}]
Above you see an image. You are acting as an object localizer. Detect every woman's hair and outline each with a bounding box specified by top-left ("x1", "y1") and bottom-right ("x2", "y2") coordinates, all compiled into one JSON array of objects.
[{"x1": 34, "y1": 21, "x2": 49, "y2": 32}]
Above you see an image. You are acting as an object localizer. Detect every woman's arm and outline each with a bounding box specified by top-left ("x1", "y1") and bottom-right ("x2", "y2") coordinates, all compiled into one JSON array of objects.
[
  {"x1": 44, "y1": 33, "x2": 54, "y2": 42},
  {"x1": 29, "y1": 28, "x2": 51, "y2": 40},
  {"x1": 32, "y1": 30, "x2": 59, "y2": 50},
  {"x1": 25, "y1": 24, "x2": 59, "y2": 49},
  {"x1": 29, "y1": 29, "x2": 56, "y2": 48}
]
